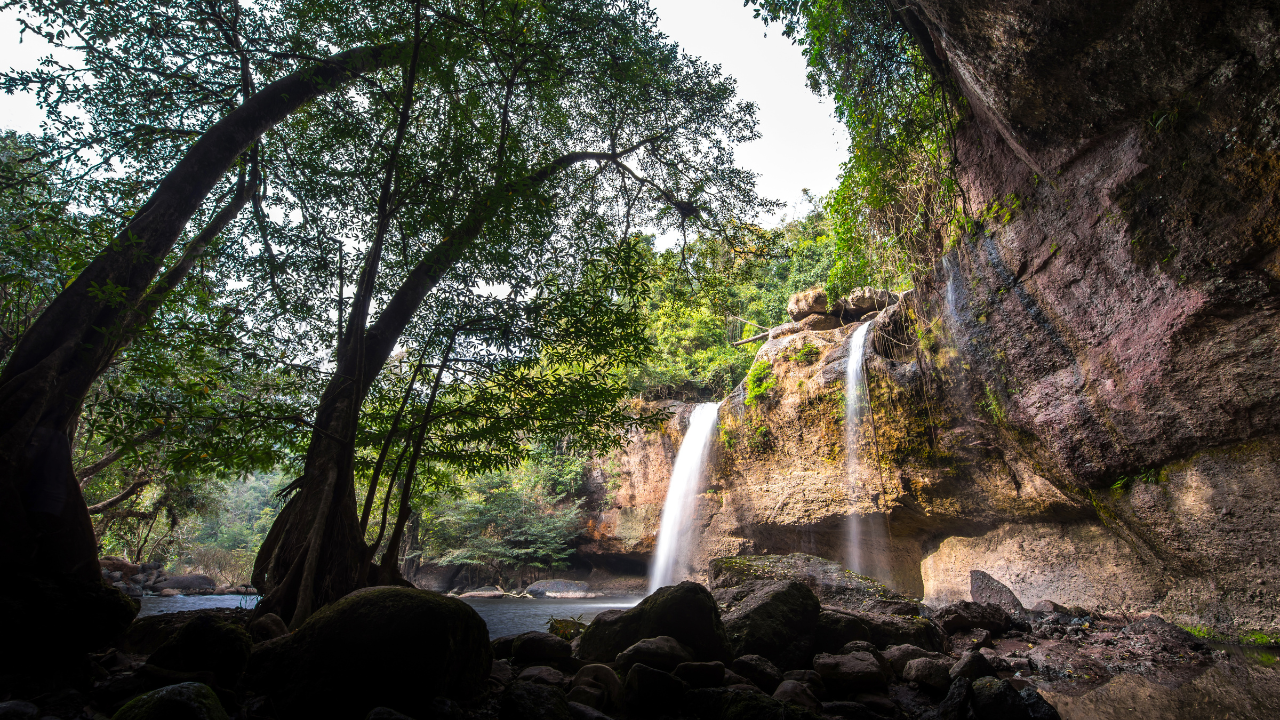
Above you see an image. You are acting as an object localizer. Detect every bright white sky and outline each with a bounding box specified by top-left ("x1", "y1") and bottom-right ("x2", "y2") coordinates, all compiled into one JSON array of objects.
[{"x1": 0, "y1": 1, "x2": 847, "y2": 223}]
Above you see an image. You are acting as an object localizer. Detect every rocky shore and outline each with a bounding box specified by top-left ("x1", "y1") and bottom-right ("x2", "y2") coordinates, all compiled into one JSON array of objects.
[
  {"x1": 3, "y1": 553, "x2": 1274, "y2": 719},
  {"x1": 99, "y1": 557, "x2": 258, "y2": 600}
]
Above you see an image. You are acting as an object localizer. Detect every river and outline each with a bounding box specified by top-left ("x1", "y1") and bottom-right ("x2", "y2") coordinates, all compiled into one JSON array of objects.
[{"x1": 136, "y1": 593, "x2": 642, "y2": 639}]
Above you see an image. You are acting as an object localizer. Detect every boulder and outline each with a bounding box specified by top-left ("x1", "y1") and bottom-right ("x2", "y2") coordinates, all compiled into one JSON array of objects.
[
  {"x1": 836, "y1": 642, "x2": 889, "y2": 676},
  {"x1": 527, "y1": 580, "x2": 593, "y2": 598},
  {"x1": 799, "y1": 314, "x2": 843, "y2": 332},
  {"x1": 623, "y1": 663, "x2": 687, "y2": 712},
  {"x1": 118, "y1": 609, "x2": 245, "y2": 655},
  {"x1": 843, "y1": 288, "x2": 898, "y2": 318},
  {"x1": 969, "y1": 676, "x2": 1045, "y2": 720},
  {"x1": 492, "y1": 634, "x2": 519, "y2": 659},
  {"x1": 812, "y1": 652, "x2": 887, "y2": 694},
  {"x1": 101, "y1": 557, "x2": 143, "y2": 576},
  {"x1": 903, "y1": 658, "x2": 953, "y2": 691},
  {"x1": 970, "y1": 571, "x2": 1025, "y2": 617},
  {"x1": 460, "y1": 586, "x2": 504, "y2": 598},
  {"x1": 686, "y1": 687, "x2": 823, "y2": 720},
  {"x1": 951, "y1": 628, "x2": 994, "y2": 650},
  {"x1": 1020, "y1": 686, "x2": 1062, "y2": 720},
  {"x1": 491, "y1": 659, "x2": 515, "y2": 686},
  {"x1": 571, "y1": 665, "x2": 623, "y2": 708},
  {"x1": 614, "y1": 636, "x2": 693, "y2": 673},
  {"x1": 500, "y1": 681, "x2": 571, "y2": 720},
  {"x1": 512, "y1": 631, "x2": 573, "y2": 663},
  {"x1": 883, "y1": 644, "x2": 950, "y2": 677},
  {"x1": 155, "y1": 575, "x2": 216, "y2": 592},
  {"x1": 921, "y1": 677, "x2": 973, "y2": 720},
  {"x1": 111, "y1": 682, "x2": 229, "y2": 720},
  {"x1": 519, "y1": 665, "x2": 567, "y2": 688},
  {"x1": 243, "y1": 587, "x2": 491, "y2": 719},
  {"x1": 731, "y1": 655, "x2": 782, "y2": 694},
  {"x1": 160, "y1": 588, "x2": 181, "y2": 597},
  {"x1": 773, "y1": 680, "x2": 822, "y2": 712},
  {"x1": 816, "y1": 608, "x2": 945, "y2": 652},
  {"x1": 248, "y1": 613, "x2": 288, "y2": 643},
  {"x1": 949, "y1": 650, "x2": 996, "y2": 682},
  {"x1": 674, "y1": 661, "x2": 725, "y2": 688},
  {"x1": 787, "y1": 287, "x2": 829, "y2": 321},
  {"x1": 721, "y1": 581, "x2": 820, "y2": 669},
  {"x1": 820, "y1": 700, "x2": 879, "y2": 719},
  {"x1": 566, "y1": 685, "x2": 606, "y2": 710},
  {"x1": 781, "y1": 669, "x2": 825, "y2": 697},
  {"x1": 147, "y1": 614, "x2": 252, "y2": 687},
  {"x1": 722, "y1": 668, "x2": 756, "y2": 689},
  {"x1": 576, "y1": 582, "x2": 732, "y2": 663},
  {"x1": 933, "y1": 602, "x2": 1013, "y2": 635},
  {"x1": 0, "y1": 701, "x2": 38, "y2": 720}
]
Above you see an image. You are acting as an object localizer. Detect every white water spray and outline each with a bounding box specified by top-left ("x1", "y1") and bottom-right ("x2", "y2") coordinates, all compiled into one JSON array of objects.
[
  {"x1": 648, "y1": 402, "x2": 721, "y2": 593},
  {"x1": 845, "y1": 322, "x2": 888, "y2": 580}
]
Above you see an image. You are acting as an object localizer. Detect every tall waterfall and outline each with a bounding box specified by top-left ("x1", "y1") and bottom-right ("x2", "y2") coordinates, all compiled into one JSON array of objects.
[
  {"x1": 845, "y1": 322, "x2": 888, "y2": 580},
  {"x1": 648, "y1": 402, "x2": 721, "y2": 593}
]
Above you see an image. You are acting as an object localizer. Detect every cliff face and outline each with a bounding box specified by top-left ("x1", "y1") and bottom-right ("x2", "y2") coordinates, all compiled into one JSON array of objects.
[{"x1": 581, "y1": 0, "x2": 1280, "y2": 640}]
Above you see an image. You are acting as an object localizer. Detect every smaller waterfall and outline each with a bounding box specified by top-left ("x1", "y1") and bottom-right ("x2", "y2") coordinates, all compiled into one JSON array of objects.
[
  {"x1": 648, "y1": 402, "x2": 721, "y2": 594},
  {"x1": 845, "y1": 321, "x2": 888, "y2": 580}
]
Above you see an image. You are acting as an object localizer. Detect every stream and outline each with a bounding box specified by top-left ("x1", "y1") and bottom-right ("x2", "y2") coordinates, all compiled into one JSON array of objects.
[{"x1": 136, "y1": 593, "x2": 642, "y2": 639}]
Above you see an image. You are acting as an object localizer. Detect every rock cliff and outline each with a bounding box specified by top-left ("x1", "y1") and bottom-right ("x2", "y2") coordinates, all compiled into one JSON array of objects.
[{"x1": 580, "y1": 0, "x2": 1280, "y2": 643}]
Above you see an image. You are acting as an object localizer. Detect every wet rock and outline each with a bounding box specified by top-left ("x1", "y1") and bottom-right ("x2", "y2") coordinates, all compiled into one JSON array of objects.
[
  {"x1": 527, "y1": 580, "x2": 592, "y2": 599},
  {"x1": 970, "y1": 571, "x2": 1026, "y2": 617},
  {"x1": 512, "y1": 631, "x2": 573, "y2": 663},
  {"x1": 969, "y1": 676, "x2": 1028, "y2": 719},
  {"x1": 460, "y1": 586, "x2": 504, "y2": 599},
  {"x1": 566, "y1": 701, "x2": 615, "y2": 720},
  {"x1": 921, "y1": 677, "x2": 972, "y2": 720},
  {"x1": 950, "y1": 627, "x2": 994, "y2": 650},
  {"x1": 817, "y1": 608, "x2": 945, "y2": 652},
  {"x1": 576, "y1": 581, "x2": 731, "y2": 663},
  {"x1": 721, "y1": 581, "x2": 820, "y2": 669},
  {"x1": 243, "y1": 587, "x2": 491, "y2": 719},
  {"x1": 623, "y1": 664, "x2": 687, "y2": 711},
  {"x1": 673, "y1": 661, "x2": 725, "y2": 688},
  {"x1": 933, "y1": 602, "x2": 1013, "y2": 635},
  {"x1": 571, "y1": 664, "x2": 623, "y2": 707},
  {"x1": 949, "y1": 650, "x2": 996, "y2": 681},
  {"x1": 500, "y1": 681, "x2": 570, "y2": 720},
  {"x1": 812, "y1": 652, "x2": 888, "y2": 694},
  {"x1": 1122, "y1": 614, "x2": 1208, "y2": 650},
  {"x1": 1020, "y1": 686, "x2": 1062, "y2": 720},
  {"x1": 365, "y1": 708, "x2": 416, "y2": 720},
  {"x1": 112, "y1": 682, "x2": 229, "y2": 720},
  {"x1": 904, "y1": 657, "x2": 954, "y2": 691},
  {"x1": 820, "y1": 700, "x2": 879, "y2": 719},
  {"x1": 248, "y1": 612, "x2": 288, "y2": 643},
  {"x1": 519, "y1": 665, "x2": 567, "y2": 688},
  {"x1": 773, "y1": 680, "x2": 822, "y2": 711},
  {"x1": 613, "y1": 635, "x2": 693, "y2": 673},
  {"x1": 155, "y1": 574, "x2": 215, "y2": 592},
  {"x1": 882, "y1": 644, "x2": 950, "y2": 677},
  {"x1": 731, "y1": 655, "x2": 783, "y2": 693},
  {"x1": 0, "y1": 701, "x2": 38, "y2": 720},
  {"x1": 788, "y1": 287, "x2": 829, "y2": 321},
  {"x1": 147, "y1": 615, "x2": 251, "y2": 687}
]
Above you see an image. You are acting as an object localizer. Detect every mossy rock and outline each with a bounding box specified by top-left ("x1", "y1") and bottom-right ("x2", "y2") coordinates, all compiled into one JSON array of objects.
[
  {"x1": 147, "y1": 614, "x2": 251, "y2": 687},
  {"x1": 111, "y1": 682, "x2": 229, "y2": 720},
  {"x1": 721, "y1": 581, "x2": 820, "y2": 670},
  {"x1": 243, "y1": 587, "x2": 491, "y2": 720},
  {"x1": 577, "y1": 581, "x2": 732, "y2": 664}
]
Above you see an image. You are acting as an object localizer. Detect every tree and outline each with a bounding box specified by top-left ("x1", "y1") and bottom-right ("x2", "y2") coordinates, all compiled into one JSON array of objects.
[{"x1": 0, "y1": 0, "x2": 775, "y2": 627}]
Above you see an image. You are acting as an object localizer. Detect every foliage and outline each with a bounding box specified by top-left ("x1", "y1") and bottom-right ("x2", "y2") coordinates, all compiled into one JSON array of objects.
[
  {"x1": 748, "y1": 0, "x2": 965, "y2": 293},
  {"x1": 419, "y1": 452, "x2": 589, "y2": 586},
  {"x1": 788, "y1": 342, "x2": 821, "y2": 365},
  {"x1": 546, "y1": 615, "x2": 587, "y2": 641},
  {"x1": 744, "y1": 360, "x2": 776, "y2": 407}
]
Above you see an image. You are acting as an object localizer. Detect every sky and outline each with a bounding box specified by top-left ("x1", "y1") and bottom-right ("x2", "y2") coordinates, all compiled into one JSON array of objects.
[{"x1": 0, "y1": 1, "x2": 848, "y2": 223}]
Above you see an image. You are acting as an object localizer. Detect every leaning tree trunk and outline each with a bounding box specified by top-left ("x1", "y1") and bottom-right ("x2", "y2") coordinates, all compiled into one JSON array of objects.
[
  {"x1": 249, "y1": 150, "x2": 618, "y2": 625},
  {"x1": 0, "y1": 43, "x2": 411, "y2": 649}
]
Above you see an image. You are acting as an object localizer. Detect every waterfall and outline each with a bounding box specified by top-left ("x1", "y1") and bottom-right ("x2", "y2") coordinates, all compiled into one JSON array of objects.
[
  {"x1": 844, "y1": 322, "x2": 888, "y2": 580},
  {"x1": 648, "y1": 402, "x2": 721, "y2": 594}
]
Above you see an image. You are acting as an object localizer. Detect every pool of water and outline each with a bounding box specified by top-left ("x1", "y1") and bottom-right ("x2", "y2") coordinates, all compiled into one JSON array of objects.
[
  {"x1": 460, "y1": 596, "x2": 643, "y2": 639},
  {"x1": 137, "y1": 594, "x2": 259, "y2": 617},
  {"x1": 134, "y1": 593, "x2": 640, "y2": 639}
]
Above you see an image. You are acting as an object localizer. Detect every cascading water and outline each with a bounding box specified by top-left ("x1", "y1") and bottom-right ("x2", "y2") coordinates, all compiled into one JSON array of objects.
[
  {"x1": 648, "y1": 402, "x2": 721, "y2": 594},
  {"x1": 844, "y1": 321, "x2": 888, "y2": 580}
]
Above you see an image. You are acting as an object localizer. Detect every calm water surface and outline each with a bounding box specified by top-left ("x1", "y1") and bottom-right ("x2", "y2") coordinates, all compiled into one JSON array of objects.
[
  {"x1": 138, "y1": 594, "x2": 259, "y2": 617},
  {"x1": 460, "y1": 597, "x2": 643, "y2": 639},
  {"x1": 135, "y1": 593, "x2": 639, "y2": 639}
]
